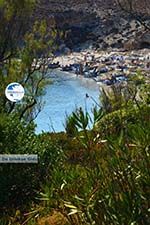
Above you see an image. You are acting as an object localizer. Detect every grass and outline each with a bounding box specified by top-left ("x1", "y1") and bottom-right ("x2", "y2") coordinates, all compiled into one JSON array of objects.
[{"x1": 0, "y1": 76, "x2": 149, "y2": 225}]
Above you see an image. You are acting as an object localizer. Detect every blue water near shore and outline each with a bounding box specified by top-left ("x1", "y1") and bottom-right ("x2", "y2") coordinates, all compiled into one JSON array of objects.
[{"x1": 35, "y1": 70, "x2": 100, "y2": 133}]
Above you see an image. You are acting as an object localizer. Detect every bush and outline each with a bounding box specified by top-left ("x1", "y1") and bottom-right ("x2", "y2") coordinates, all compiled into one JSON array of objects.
[
  {"x1": 0, "y1": 113, "x2": 64, "y2": 215},
  {"x1": 37, "y1": 120, "x2": 150, "y2": 225},
  {"x1": 95, "y1": 104, "x2": 150, "y2": 136}
]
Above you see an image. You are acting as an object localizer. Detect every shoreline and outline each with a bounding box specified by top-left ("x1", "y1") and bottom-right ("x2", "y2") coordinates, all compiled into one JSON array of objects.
[
  {"x1": 52, "y1": 68, "x2": 100, "y2": 88},
  {"x1": 52, "y1": 48, "x2": 150, "y2": 86},
  {"x1": 53, "y1": 48, "x2": 150, "y2": 66}
]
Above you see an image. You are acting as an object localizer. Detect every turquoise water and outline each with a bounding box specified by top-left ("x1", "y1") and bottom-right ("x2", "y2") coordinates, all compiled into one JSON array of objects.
[{"x1": 35, "y1": 70, "x2": 100, "y2": 133}]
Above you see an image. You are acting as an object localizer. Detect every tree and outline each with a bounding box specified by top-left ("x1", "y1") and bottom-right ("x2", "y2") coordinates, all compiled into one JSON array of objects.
[
  {"x1": 0, "y1": 0, "x2": 57, "y2": 121},
  {"x1": 0, "y1": 0, "x2": 35, "y2": 62}
]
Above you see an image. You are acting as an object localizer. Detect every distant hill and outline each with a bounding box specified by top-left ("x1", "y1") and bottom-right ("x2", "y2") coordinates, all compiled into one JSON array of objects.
[{"x1": 35, "y1": 0, "x2": 150, "y2": 50}]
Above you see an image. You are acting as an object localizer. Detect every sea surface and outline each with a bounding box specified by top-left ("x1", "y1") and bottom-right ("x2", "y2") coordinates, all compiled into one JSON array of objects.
[{"x1": 35, "y1": 70, "x2": 100, "y2": 133}]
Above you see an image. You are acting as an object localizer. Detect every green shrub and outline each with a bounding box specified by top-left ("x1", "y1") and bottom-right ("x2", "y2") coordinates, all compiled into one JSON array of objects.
[
  {"x1": 0, "y1": 113, "x2": 64, "y2": 215},
  {"x1": 95, "y1": 104, "x2": 150, "y2": 136},
  {"x1": 38, "y1": 121, "x2": 150, "y2": 225}
]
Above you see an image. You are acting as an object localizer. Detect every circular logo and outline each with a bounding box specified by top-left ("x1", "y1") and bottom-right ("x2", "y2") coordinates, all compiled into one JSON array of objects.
[{"x1": 5, "y1": 82, "x2": 25, "y2": 102}]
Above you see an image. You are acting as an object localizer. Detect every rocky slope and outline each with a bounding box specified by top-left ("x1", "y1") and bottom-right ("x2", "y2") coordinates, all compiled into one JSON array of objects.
[{"x1": 36, "y1": 0, "x2": 150, "y2": 51}]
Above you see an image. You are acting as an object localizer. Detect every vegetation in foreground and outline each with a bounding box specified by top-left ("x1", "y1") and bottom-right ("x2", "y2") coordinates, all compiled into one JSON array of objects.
[
  {"x1": 0, "y1": 74, "x2": 150, "y2": 225},
  {"x1": 0, "y1": 1, "x2": 149, "y2": 225}
]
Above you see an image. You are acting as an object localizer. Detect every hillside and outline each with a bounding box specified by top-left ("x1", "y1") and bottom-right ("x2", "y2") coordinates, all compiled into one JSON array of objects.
[{"x1": 35, "y1": 0, "x2": 150, "y2": 50}]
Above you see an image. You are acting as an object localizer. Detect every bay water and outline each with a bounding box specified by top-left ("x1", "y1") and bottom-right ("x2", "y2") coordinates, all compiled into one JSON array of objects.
[{"x1": 35, "y1": 70, "x2": 100, "y2": 133}]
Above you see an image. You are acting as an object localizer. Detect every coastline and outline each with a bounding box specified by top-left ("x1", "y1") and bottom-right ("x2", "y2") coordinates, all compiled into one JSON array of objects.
[
  {"x1": 53, "y1": 49, "x2": 150, "y2": 66},
  {"x1": 52, "y1": 48, "x2": 150, "y2": 86}
]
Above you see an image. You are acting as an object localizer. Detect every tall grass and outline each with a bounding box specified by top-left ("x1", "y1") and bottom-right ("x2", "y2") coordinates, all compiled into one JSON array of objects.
[{"x1": 1, "y1": 74, "x2": 149, "y2": 225}]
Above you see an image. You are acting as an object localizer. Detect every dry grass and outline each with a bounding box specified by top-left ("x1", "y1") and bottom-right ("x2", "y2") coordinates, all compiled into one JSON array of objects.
[{"x1": 38, "y1": 211, "x2": 69, "y2": 225}]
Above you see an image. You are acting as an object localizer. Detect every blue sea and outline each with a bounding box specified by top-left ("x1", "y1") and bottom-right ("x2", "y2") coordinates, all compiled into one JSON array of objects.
[{"x1": 35, "y1": 70, "x2": 100, "y2": 133}]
